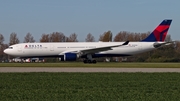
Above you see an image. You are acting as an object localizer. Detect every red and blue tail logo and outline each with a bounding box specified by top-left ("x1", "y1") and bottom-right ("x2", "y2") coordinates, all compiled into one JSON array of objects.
[{"x1": 141, "y1": 19, "x2": 172, "y2": 42}]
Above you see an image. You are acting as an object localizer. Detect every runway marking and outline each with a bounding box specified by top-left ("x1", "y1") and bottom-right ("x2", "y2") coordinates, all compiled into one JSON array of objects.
[{"x1": 1, "y1": 67, "x2": 180, "y2": 72}]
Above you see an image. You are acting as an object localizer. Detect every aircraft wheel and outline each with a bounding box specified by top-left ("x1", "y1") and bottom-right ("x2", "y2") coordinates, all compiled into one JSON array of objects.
[
  {"x1": 83, "y1": 60, "x2": 96, "y2": 64},
  {"x1": 88, "y1": 60, "x2": 92, "y2": 63},
  {"x1": 92, "y1": 60, "x2": 97, "y2": 64},
  {"x1": 83, "y1": 60, "x2": 88, "y2": 63}
]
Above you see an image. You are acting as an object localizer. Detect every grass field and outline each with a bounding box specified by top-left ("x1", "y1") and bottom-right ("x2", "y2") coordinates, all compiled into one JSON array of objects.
[
  {"x1": 1, "y1": 62, "x2": 180, "y2": 68},
  {"x1": 1, "y1": 73, "x2": 180, "y2": 101}
]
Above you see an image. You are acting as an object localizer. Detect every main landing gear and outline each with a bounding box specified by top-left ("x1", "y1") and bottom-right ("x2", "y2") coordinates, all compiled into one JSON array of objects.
[
  {"x1": 83, "y1": 54, "x2": 97, "y2": 64},
  {"x1": 83, "y1": 59, "x2": 97, "y2": 64}
]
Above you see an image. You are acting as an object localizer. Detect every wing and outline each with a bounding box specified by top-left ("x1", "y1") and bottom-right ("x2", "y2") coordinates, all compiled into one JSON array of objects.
[
  {"x1": 80, "y1": 41, "x2": 129, "y2": 54},
  {"x1": 59, "y1": 41, "x2": 129, "y2": 56}
]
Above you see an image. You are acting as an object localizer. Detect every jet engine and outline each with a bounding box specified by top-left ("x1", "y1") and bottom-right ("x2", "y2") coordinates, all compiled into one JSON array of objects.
[{"x1": 62, "y1": 53, "x2": 78, "y2": 61}]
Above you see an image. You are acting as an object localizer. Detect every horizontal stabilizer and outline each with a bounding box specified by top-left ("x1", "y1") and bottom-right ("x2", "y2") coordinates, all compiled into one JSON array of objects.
[{"x1": 153, "y1": 41, "x2": 175, "y2": 48}]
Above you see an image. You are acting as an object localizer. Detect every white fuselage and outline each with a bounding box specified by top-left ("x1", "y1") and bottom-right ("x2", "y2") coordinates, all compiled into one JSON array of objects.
[{"x1": 4, "y1": 42, "x2": 157, "y2": 58}]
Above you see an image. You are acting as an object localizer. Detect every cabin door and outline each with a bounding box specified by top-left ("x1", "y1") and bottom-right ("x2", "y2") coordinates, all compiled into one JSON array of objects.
[
  {"x1": 18, "y1": 45, "x2": 22, "y2": 52},
  {"x1": 50, "y1": 45, "x2": 54, "y2": 51}
]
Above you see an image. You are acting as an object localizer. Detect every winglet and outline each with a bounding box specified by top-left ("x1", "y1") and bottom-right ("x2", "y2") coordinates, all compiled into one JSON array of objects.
[{"x1": 122, "y1": 41, "x2": 129, "y2": 45}]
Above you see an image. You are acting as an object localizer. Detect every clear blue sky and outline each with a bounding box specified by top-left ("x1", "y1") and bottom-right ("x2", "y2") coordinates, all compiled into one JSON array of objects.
[{"x1": 0, "y1": 0, "x2": 179, "y2": 43}]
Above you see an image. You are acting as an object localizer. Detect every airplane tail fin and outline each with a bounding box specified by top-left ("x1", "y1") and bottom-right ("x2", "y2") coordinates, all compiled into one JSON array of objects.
[{"x1": 141, "y1": 19, "x2": 172, "y2": 42}]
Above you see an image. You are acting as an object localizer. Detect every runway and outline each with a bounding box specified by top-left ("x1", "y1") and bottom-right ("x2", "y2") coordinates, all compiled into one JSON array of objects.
[{"x1": 1, "y1": 67, "x2": 180, "y2": 73}]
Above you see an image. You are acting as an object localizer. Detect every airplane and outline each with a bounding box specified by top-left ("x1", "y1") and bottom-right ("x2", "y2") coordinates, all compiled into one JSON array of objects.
[{"x1": 4, "y1": 19, "x2": 172, "y2": 63}]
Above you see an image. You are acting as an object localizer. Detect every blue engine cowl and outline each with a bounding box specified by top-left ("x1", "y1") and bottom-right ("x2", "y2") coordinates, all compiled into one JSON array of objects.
[{"x1": 63, "y1": 53, "x2": 77, "y2": 61}]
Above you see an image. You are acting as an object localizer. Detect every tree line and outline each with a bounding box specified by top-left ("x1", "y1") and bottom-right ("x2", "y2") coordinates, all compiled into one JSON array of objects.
[{"x1": 0, "y1": 31, "x2": 180, "y2": 62}]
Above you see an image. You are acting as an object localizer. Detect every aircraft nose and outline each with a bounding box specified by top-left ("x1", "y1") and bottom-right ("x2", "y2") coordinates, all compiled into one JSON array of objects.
[
  {"x1": 3, "y1": 49, "x2": 12, "y2": 55},
  {"x1": 3, "y1": 49, "x2": 8, "y2": 54}
]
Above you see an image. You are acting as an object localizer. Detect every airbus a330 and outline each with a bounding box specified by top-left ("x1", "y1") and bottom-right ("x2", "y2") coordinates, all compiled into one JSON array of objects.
[{"x1": 4, "y1": 19, "x2": 172, "y2": 63}]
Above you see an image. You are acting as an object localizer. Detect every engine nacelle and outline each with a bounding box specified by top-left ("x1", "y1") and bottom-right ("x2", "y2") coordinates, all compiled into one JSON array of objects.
[{"x1": 62, "y1": 53, "x2": 77, "y2": 61}]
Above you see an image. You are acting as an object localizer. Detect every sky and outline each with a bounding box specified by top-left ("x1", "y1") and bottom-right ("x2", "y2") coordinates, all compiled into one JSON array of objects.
[{"x1": 0, "y1": 0, "x2": 180, "y2": 43}]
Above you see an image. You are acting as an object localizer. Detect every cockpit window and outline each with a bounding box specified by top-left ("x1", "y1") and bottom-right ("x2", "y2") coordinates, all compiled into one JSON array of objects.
[{"x1": 8, "y1": 47, "x2": 13, "y2": 49}]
